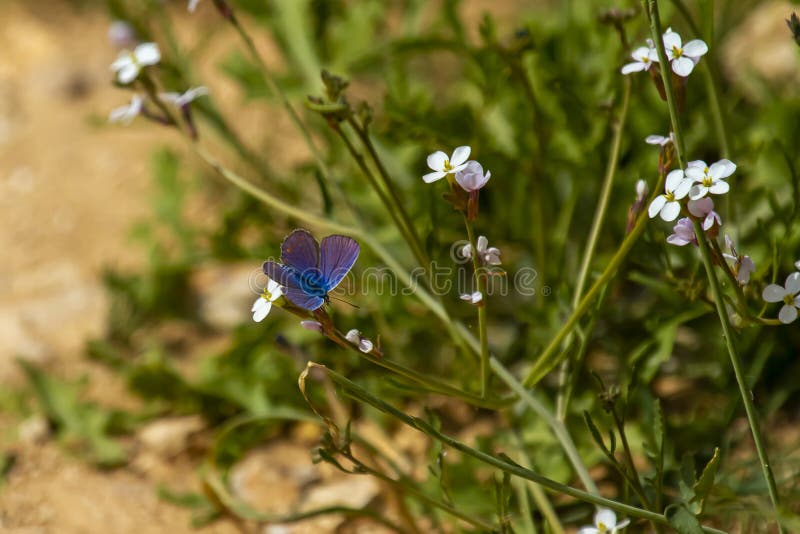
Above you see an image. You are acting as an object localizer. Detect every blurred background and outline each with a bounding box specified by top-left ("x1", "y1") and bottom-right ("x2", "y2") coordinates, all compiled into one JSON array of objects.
[{"x1": 1, "y1": 0, "x2": 799, "y2": 532}]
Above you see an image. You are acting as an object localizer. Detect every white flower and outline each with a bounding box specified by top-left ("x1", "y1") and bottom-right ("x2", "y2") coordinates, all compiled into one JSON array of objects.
[
  {"x1": 621, "y1": 42, "x2": 657, "y2": 75},
  {"x1": 723, "y1": 235, "x2": 755, "y2": 285},
  {"x1": 796, "y1": 260, "x2": 800, "y2": 271},
  {"x1": 423, "y1": 146, "x2": 471, "y2": 183},
  {"x1": 111, "y1": 42, "x2": 161, "y2": 84},
  {"x1": 251, "y1": 278, "x2": 282, "y2": 322},
  {"x1": 188, "y1": 0, "x2": 202, "y2": 12},
  {"x1": 300, "y1": 320, "x2": 323, "y2": 332},
  {"x1": 108, "y1": 94, "x2": 144, "y2": 125},
  {"x1": 160, "y1": 86, "x2": 209, "y2": 107},
  {"x1": 647, "y1": 169, "x2": 692, "y2": 221},
  {"x1": 635, "y1": 179, "x2": 648, "y2": 200},
  {"x1": 645, "y1": 133, "x2": 673, "y2": 147},
  {"x1": 686, "y1": 159, "x2": 736, "y2": 200},
  {"x1": 460, "y1": 291, "x2": 483, "y2": 304},
  {"x1": 345, "y1": 329, "x2": 374, "y2": 353},
  {"x1": 461, "y1": 236, "x2": 502, "y2": 265},
  {"x1": 687, "y1": 197, "x2": 722, "y2": 230},
  {"x1": 659, "y1": 27, "x2": 708, "y2": 77},
  {"x1": 455, "y1": 160, "x2": 491, "y2": 192},
  {"x1": 578, "y1": 507, "x2": 630, "y2": 534},
  {"x1": 108, "y1": 20, "x2": 136, "y2": 48},
  {"x1": 763, "y1": 272, "x2": 800, "y2": 324}
]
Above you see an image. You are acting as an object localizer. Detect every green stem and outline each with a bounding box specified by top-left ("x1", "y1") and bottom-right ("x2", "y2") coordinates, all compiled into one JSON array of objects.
[
  {"x1": 313, "y1": 363, "x2": 726, "y2": 534},
  {"x1": 509, "y1": 433, "x2": 564, "y2": 534},
  {"x1": 646, "y1": 0, "x2": 784, "y2": 527},
  {"x1": 464, "y1": 215, "x2": 490, "y2": 398},
  {"x1": 491, "y1": 358, "x2": 599, "y2": 496},
  {"x1": 611, "y1": 410, "x2": 653, "y2": 511},
  {"x1": 334, "y1": 124, "x2": 429, "y2": 269},
  {"x1": 694, "y1": 221, "x2": 784, "y2": 529},
  {"x1": 347, "y1": 117, "x2": 430, "y2": 267},
  {"x1": 555, "y1": 75, "x2": 632, "y2": 419},
  {"x1": 522, "y1": 168, "x2": 666, "y2": 387}
]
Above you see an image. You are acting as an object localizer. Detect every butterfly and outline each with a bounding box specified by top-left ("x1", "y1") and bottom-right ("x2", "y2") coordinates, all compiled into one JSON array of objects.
[{"x1": 262, "y1": 229, "x2": 360, "y2": 311}]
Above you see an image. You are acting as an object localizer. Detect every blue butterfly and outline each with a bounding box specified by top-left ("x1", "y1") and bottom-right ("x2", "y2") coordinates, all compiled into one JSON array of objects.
[{"x1": 262, "y1": 229, "x2": 360, "y2": 311}]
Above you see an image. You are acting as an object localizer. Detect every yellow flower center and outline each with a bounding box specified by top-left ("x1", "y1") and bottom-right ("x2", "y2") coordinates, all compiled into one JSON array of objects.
[
  {"x1": 261, "y1": 288, "x2": 275, "y2": 301},
  {"x1": 443, "y1": 159, "x2": 453, "y2": 171},
  {"x1": 702, "y1": 175, "x2": 713, "y2": 187},
  {"x1": 664, "y1": 192, "x2": 675, "y2": 202},
  {"x1": 672, "y1": 45, "x2": 683, "y2": 57},
  {"x1": 598, "y1": 523, "x2": 609, "y2": 533},
  {"x1": 784, "y1": 294, "x2": 795, "y2": 306},
  {"x1": 128, "y1": 51, "x2": 141, "y2": 68}
]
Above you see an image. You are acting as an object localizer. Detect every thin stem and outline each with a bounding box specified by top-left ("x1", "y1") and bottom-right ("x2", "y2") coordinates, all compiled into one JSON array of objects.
[
  {"x1": 491, "y1": 358, "x2": 599, "y2": 496},
  {"x1": 645, "y1": 0, "x2": 784, "y2": 527},
  {"x1": 694, "y1": 220, "x2": 784, "y2": 530},
  {"x1": 334, "y1": 124, "x2": 429, "y2": 268},
  {"x1": 556, "y1": 75, "x2": 632, "y2": 418},
  {"x1": 611, "y1": 411, "x2": 653, "y2": 511},
  {"x1": 347, "y1": 117, "x2": 430, "y2": 267},
  {"x1": 312, "y1": 363, "x2": 727, "y2": 534},
  {"x1": 523, "y1": 168, "x2": 667, "y2": 387},
  {"x1": 464, "y1": 215, "x2": 490, "y2": 398},
  {"x1": 509, "y1": 433, "x2": 564, "y2": 534}
]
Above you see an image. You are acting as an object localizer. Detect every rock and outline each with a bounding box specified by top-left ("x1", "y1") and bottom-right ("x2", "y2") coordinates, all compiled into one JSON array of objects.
[
  {"x1": 18, "y1": 414, "x2": 50, "y2": 445},
  {"x1": 137, "y1": 415, "x2": 205, "y2": 458}
]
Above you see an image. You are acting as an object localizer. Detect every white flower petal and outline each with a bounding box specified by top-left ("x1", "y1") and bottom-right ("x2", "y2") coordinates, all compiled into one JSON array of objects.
[
  {"x1": 450, "y1": 146, "x2": 471, "y2": 167},
  {"x1": 709, "y1": 180, "x2": 730, "y2": 195},
  {"x1": 117, "y1": 63, "x2": 140, "y2": 84},
  {"x1": 477, "y1": 235, "x2": 488, "y2": 253},
  {"x1": 779, "y1": 304, "x2": 798, "y2": 324},
  {"x1": 785, "y1": 272, "x2": 800, "y2": 295},
  {"x1": 709, "y1": 159, "x2": 736, "y2": 179},
  {"x1": 577, "y1": 529, "x2": 600, "y2": 534},
  {"x1": 685, "y1": 166, "x2": 706, "y2": 181},
  {"x1": 645, "y1": 135, "x2": 666, "y2": 145},
  {"x1": 672, "y1": 56, "x2": 695, "y2": 77},
  {"x1": 423, "y1": 171, "x2": 446, "y2": 183},
  {"x1": 616, "y1": 518, "x2": 631, "y2": 529},
  {"x1": 110, "y1": 54, "x2": 132, "y2": 71},
  {"x1": 673, "y1": 178, "x2": 693, "y2": 199},
  {"x1": 689, "y1": 184, "x2": 707, "y2": 200},
  {"x1": 763, "y1": 284, "x2": 787, "y2": 303},
  {"x1": 134, "y1": 42, "x2": 161, "y2": 65},
  {"x1": 252, "y1": 299, "x2": 271, "y2": 322},
  {"x1": 426, "y1": 151, "x2": 448, "y2": 171},
  {"x1": 665, "y1": 169, "x2": 685, "y2": 192},
  {"x1": 648, "y1": 195, "x2": 667, "y2": 218},
  {"x1": 359, "y1": 339, "x2": 374, "y2": 353},
  {"x1": 660, "y1": 201, "x2": 681, "y2": 221},
  {"x1": 594, "y1": 508, "x2": 618, "y2": 530},
  {"x1": 795, "y1": 260, "x2": 800, "y2": 271},
  {"x1": 683, "y1": 39, "x2": 708, "y2": 58},
  {"x1": 621, "y1": 62, "x2": 647, "y2": 74},
  {"x1": 345, "y1": 329, "x2": 361, "y2": 344}
]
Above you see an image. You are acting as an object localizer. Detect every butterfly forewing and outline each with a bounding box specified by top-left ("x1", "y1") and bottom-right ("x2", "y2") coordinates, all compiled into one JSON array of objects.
[
  {"x1": 319, "y1": 235, "x2": 360, "y2": 291},
  {"x1": 263, "y1": 261, "x2": 325, "y2": 310},
  {"x1": 281, "y1": 229, "x2": 319, "y2": 274}
]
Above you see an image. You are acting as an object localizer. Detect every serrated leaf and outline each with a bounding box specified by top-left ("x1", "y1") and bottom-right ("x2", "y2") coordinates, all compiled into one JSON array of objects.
[
  {"x1": 666, "y1": 504, "x2": 704, "y2": 534},
  {"x1": 691, "y1": 447, "x2": 720, "y2": 514}
]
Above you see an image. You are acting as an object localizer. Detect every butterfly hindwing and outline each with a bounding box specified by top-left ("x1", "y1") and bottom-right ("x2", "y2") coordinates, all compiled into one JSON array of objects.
[
  {"x1": 263, "y1": 261, "x2": 325, "y2": 310},
  {"x1": 319, "y1": 234, "x2": 360, "y2": 291}
]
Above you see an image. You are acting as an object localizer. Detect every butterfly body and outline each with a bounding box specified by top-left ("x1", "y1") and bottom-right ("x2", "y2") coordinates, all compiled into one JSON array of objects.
[{"x1": 263, "y1": 229, "x2": 360, "y2": 311}]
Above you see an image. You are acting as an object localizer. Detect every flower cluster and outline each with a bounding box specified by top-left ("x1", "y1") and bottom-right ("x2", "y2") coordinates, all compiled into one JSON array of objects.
[
  {"x1": 577, "y1": 508, "x2": 629, "y2": 534},
  {"x1": 622, "y1": 27, "x2": 708, "y2": 77},
  {"x1": 763, "y1": 261, "x2": 800, "y2": 324}
]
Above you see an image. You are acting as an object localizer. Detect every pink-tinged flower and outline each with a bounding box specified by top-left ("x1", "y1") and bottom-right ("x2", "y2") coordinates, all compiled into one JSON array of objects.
[
  {"x1": 687, "y1": 197, "x2": 722, "y2": 230},
  {"x1": 108, "y1": 94, "x2": 144, "y2": 125},
  {"x1": 110, "y1": 42, "x2": 161, "y2": 84},
  {"x1": 621, "y1": 43, "x2": 657, "y2": 74},
  {"x1": 462, "y1": 236, "x2": 502, "y2": 266},
  {"x1": 423, "y1": 146, "x2": 471, "y2": 183},
  {"x1": 723, "y1": 235, "x2": 755, "y2": 285},
  {"x1": 108, "y1": 20, "x2": 136, "y2": 49},
  {"x1": 578, "y1": 508, "x2": 630, "y2": 534},
  {"x1": 188, "y1": 0, "x2": 202, "y2": 12},
  {"x1": 762, "y1": 272, "x2": 800, "y2": 324},
  {"x1": 658, "y1": 27, "x2": 708, "y2": 77},
  {"x1": 460, "y1": 291, "x2": 483, "y2": 304},
  {"x1": 687, "y1": 159, "x2": 736, "y2": 200},
  {"x1": 455, "y1": 161, "x2": 491, "y2": 192},
  {"x1": 300, "y1": 320, "x2": 323, "y2": 333},
  {"x1": 648, "y1": 169, "x2": 692, "y2": 221},
  {"x1": 645, "y1": 133, "x2": 674, "y2": 147},
  {"x1": 666, "y1": 217, "x2": 697, "y2": 246},
  {"x1": 345, "y1": 329, "x2": 374, "y2": 353},
  {"x1": 251, "y1": 278, "x2": 282, "y2": 322},
  {"x1": 160, "y1": 86, "x2": 209, "y2": 107}
]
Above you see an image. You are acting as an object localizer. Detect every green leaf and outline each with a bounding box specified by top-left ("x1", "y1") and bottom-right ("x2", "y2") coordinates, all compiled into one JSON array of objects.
[
  {"x1": 691, "y1": 447, "x2": 721, "y2": 515},
  {"x1": 665, "y1": 503, "x2": 704, "y2": 534},
  {"x1": 583, "y1": 411, "x2": 611, "y2": 457}
]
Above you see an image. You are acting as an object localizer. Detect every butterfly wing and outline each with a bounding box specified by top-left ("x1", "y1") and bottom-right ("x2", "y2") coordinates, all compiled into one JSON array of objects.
[
  {"x1": 281, "y1": 229, "x2": 320, "y2": 273},
  {"x1": 262, "y1": 261, "x2": 325, "y2": 311},
  {"x1": 319, "y1": 234, "x2": 360, "y2": 292}
]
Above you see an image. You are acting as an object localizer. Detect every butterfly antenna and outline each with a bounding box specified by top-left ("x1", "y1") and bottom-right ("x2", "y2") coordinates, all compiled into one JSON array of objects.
[{"x1": 329, "y1": 295, "x2": 360, "y2": 309}]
